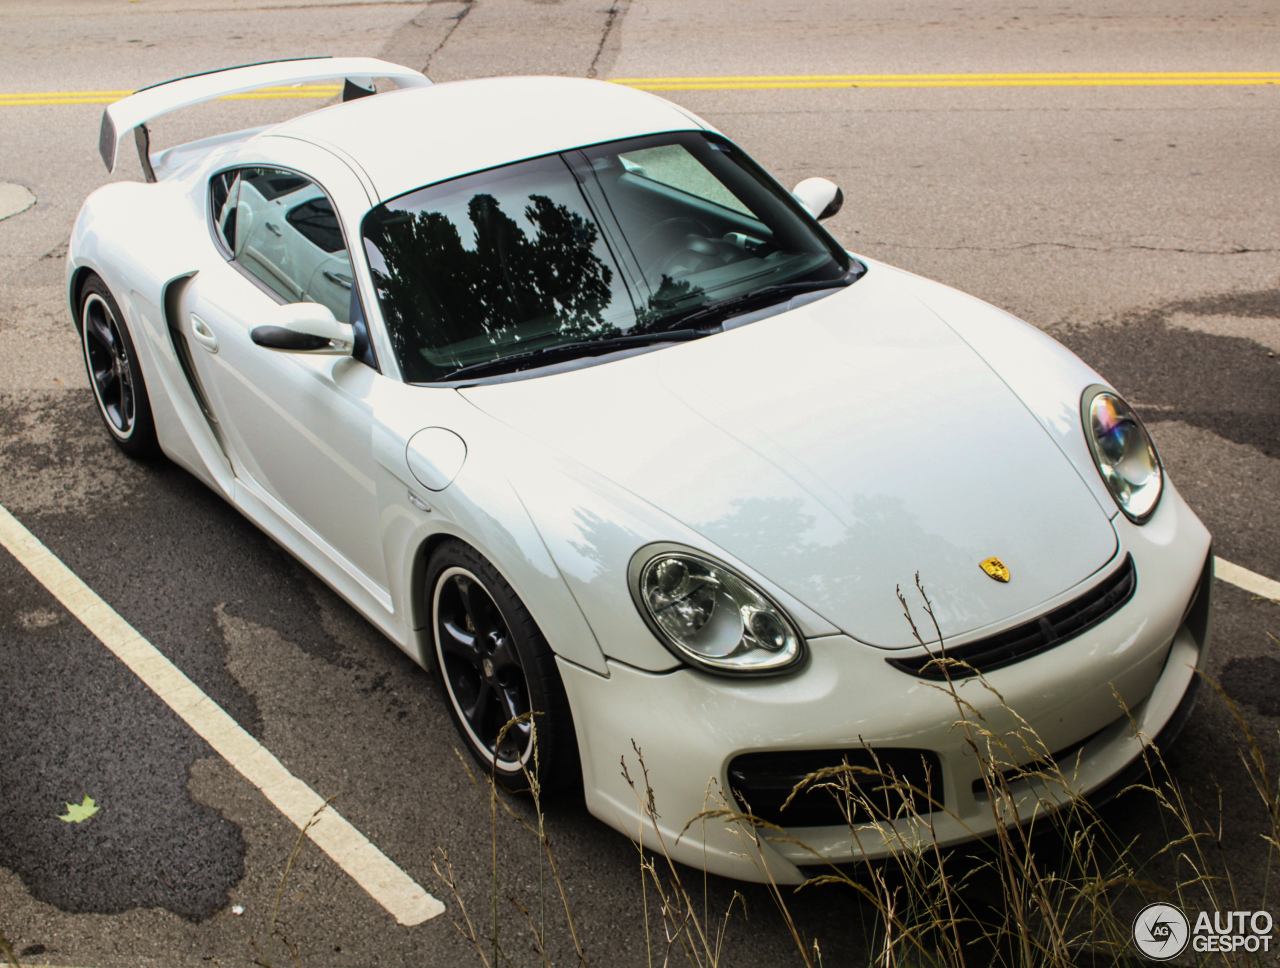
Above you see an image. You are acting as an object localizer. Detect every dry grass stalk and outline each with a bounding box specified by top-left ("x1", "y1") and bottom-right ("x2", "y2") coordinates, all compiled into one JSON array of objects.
[
  {"x1": 252, "y1": 794, "x2": 337, "y2": 968},
  {"x1": 0, "y1": 928, "x2": 21, "y2": 968}
]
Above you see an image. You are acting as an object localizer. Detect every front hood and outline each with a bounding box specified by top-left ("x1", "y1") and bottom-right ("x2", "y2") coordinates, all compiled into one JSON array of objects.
[{"x1": 461, "y1": 269, "x2": 1117, "y2": 648}]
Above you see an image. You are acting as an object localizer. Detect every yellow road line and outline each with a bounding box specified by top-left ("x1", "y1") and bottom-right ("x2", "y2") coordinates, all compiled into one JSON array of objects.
[
  {"x1": 617, "y1": 71, "x2": 1280, "y2": 82},
  {"x1": 625, "y1": 78, "x2": 1280, "y2": 90},
  {"x1": 613, "y1": 71, "x2": 1280, "y2": 90},
  {"x1": 0, "y1": 84, "x2": 342, "y2": 107},
  {"x1": 1, "y1": 90, "x2": 133, "y2": 97},
  {"x1": 2, "y1": 73, "x2": 1277, "y2": 105},
  {"x1": 0, "y1": 503, "x2": 444, "y2": 927}
]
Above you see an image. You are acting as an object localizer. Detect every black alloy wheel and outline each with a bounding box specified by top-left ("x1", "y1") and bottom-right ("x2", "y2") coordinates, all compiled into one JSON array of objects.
[
  {"x1": 427, "y1": 540, "x2": 579, "y2": 793},
  {"x1": 79, "y1": 274, "x2": 158, "y2": 457},
  {"x1": 435, "y1": 566, "x2": 533, "y2": 764}
]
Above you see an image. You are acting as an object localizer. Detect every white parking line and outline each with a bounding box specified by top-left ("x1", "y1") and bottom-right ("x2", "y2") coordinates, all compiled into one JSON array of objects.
[
  {"x1": 0, "y1": 505, "x2": 444, "y2": 927},
  {"x1": 1216, "y1": 557, "x2": 1280, "y2": 604}
]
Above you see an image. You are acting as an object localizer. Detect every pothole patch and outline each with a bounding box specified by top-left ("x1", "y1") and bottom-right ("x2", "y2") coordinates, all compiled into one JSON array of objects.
[{"x1": 0, "y1": 182, "x2": 35, "y2": 221}]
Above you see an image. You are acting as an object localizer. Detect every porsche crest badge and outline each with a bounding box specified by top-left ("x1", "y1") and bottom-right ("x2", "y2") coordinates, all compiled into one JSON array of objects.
[{"x1": 980, "y1": 557, "x2": 1010, "y2": 583}]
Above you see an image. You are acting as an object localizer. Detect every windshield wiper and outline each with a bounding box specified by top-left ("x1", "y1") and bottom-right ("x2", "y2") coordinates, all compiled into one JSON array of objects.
[
  {"x1": 661, "y1": 273, "x2": 861, "y2": 331},
  {"x1": 438, "y1": 328, "x2": 715, "y2": 381},
  {"x1": 432, "y1": 270, "x2": 862, "y2": 382}
]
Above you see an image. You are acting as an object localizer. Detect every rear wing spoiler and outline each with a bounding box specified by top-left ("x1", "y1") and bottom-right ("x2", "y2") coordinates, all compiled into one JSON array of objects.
[{"x1": 99, "y1": 56, "x2": 431, "y2": 175}]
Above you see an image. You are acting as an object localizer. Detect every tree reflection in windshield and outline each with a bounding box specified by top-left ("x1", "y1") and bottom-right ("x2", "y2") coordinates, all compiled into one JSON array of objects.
[
  {"x1": 363, "y1": 132, "x2": 854, "y2": 383},
  {"x1": 366, "y1": 188, "x2": 624, "y2": 379}
]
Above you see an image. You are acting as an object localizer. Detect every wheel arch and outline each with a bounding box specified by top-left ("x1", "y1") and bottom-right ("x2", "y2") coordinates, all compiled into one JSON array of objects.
[
  {"x1": 422, "y1": 530, "x2": 584, "y2": 793},
  {"x1": 403, "y1": 509, "x2": 610, "y2": 679},
  {"x1": 408, "y1": 530, "x2": 455, "y2": 660},
  {"x1": 68, "y1": 264, "x2": 98, "y2": 330}
]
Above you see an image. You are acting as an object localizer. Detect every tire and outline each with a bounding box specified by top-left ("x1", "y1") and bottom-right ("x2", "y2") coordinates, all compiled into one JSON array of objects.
[
  {"x1": 427, "y1": 539, "x2": 580, "y2": 794},
  {"x1": 79, "y1": 274, "x2": 159, "y2": 458}
]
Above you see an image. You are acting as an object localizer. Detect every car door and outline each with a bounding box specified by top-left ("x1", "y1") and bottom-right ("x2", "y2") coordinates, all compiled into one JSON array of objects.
[{"x1": 184, "y1": 162, "x2": 390, "y2": 597}]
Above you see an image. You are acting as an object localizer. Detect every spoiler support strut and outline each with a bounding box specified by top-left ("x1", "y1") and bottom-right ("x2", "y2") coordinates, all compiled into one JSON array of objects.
[{"x1": 134, "y1": 125, "x2": 156, "y2": 183}]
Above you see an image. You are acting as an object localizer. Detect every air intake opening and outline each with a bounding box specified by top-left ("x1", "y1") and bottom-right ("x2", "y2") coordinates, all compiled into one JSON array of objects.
[{"x1": 728, "y1": 747, "x2": 943, "y2": 828}]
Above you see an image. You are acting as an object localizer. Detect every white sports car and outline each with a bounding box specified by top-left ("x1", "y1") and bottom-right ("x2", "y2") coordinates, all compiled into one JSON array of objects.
[{"x1": 70, "y1": 57, "x2": 1212, "y2": 883}]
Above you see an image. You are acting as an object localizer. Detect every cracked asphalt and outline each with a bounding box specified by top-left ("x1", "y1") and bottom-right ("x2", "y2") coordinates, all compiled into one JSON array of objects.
[{"x1": 1, "y1": 1, "x2": 1278, "y2": 965}]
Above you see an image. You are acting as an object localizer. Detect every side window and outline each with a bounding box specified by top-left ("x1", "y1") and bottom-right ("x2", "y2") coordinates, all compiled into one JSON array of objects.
[
  {"x1": 286, "y1": 198, "x2": 345, "y2": 254},
  {"x1": 210, "y1": 170, "x2": 240, "y2": 252},
  {"x1": 208, "y1": 167, "x2": 352, "y2": 323}
]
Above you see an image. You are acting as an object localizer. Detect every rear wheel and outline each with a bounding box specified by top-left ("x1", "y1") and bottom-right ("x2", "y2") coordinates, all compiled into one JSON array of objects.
[
  {"x1": 79, "y1": 274, "x2": 159, "y2": 458},
  {"x1": 427, "y1": 540, "x2": 579, "y2": 794}
]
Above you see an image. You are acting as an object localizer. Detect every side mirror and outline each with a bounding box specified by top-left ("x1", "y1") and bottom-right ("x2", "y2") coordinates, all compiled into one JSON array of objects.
[
  {"x1": 251, "y1": 303, "x2": 355, "y2": 352},
  {"x1": 791, "y1": 177, "x2": 844, "y2": 221}
]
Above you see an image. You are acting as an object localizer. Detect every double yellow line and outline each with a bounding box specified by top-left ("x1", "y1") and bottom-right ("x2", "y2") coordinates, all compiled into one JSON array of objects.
[
  {"x1": 0, "y1": 83, "x2": 342, "y2": 108},
  {"x1": 611, "y1": 71, "x2": 1280, "y2": 91},
  {"x1": 2, "y1": 72, "x2": 1277, "y2": 106}
]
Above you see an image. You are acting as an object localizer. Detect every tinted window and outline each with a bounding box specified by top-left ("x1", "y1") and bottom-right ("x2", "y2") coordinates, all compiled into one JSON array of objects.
[
  {"x1": 363, "y1": 154, "x2": 635, "y2": 382},
  {"x1": 210, "y1": 169, "x2": 239, "y2": 252},
  {"x1": 208, "y1": 167, "x2": 352, "y2": 323},
  {"x1": 362, "y1": 133, "x2": 853, "y2": 384},
  {"x1": 244, "y1": 170, "x2": 308, "y2": 201},
  {"x1": 581, "y1": 134, "x2": 847, "y2": 305},
  {"x1": 287, "y1": 198, "x2": 345, "y2": 253}
]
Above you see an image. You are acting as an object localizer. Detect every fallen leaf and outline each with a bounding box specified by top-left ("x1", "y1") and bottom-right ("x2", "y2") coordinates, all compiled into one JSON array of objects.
[{"x1": 58, "y1": 794, "x2": 99, "y2": 824}]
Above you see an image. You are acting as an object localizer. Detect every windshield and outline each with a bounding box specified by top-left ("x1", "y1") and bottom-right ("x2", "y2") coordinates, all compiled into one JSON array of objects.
[{"x1": 362, "y1": 131, "x2": 855, "y2": 383}]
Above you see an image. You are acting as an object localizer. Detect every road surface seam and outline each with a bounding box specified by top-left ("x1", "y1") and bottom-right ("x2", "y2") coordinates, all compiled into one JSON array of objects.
[
  {"x1": 422, "y1": 0, "x2": 473, "y2": 75},
  {"x1": 0, "y1": 503, "x2": 445, "y2": 928}
]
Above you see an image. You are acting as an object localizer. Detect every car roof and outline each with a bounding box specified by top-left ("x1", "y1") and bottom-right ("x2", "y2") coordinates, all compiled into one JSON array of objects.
[{"x1": 270, "y1": 75, "x2": 710, "y2": 204}]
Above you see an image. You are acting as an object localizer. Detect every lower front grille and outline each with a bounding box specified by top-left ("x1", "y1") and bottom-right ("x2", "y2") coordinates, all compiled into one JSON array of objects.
[
  {"x1": 728, "y1": 747, "x2": 943, "y2": 828},
  {"x1": 887, "y1": 554, "x2": 1137, "y2": 681}
]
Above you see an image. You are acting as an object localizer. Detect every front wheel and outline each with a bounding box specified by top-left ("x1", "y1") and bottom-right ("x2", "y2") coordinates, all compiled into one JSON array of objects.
[
  {"x1": 427, "y1": 540, "x2": 579, "y2": 794},
  {"x1": 79, "y1": 274, "x2": 159, "y2": 458}
]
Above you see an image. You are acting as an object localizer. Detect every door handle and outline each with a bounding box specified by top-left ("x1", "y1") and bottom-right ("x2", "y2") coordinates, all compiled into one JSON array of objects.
[
  {"x1": 322, "y1": 270, "x2": 352, "y2": 289},
  {"x1": 265, "y1": 222, "x2": 283, "y2": 236},
  {"x1": 190, "y1": 314, "x2": 219, "y2": 353}
]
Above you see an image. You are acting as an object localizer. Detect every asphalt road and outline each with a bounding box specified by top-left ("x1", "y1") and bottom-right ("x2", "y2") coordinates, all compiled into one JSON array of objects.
[{"x1": 1, "y1": 2, "x2": 1278, "y2": 966}]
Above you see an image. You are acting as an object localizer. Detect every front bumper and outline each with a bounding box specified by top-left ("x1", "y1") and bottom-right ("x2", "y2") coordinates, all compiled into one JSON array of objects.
[{"x1": 558, "y1": 483, "x2": 1212, "y2": 884}]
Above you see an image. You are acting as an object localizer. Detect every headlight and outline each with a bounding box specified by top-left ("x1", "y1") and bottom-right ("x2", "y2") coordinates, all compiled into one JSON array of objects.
[
  {"x1": 1082, "y1": 385, "x2": 1163, "y2": 523},
  {"x1": 629, "y1": 546, "x2": 805, "y2": 675}
]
